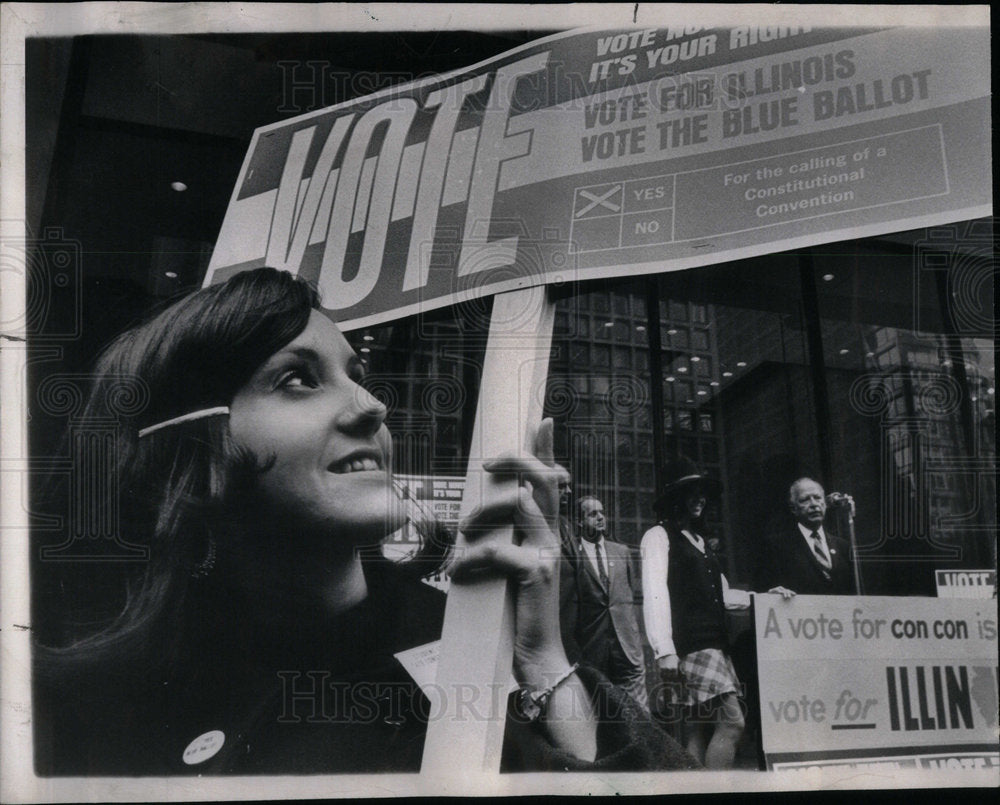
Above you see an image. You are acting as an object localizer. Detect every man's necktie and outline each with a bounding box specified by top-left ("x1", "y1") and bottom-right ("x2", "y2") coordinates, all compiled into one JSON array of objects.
[
  {"x1": 810, "y1": 530, "x2": 832, "y2": 569},
  {"x1": 595, "y1": 542, "x2": 610, "y2": 589}
]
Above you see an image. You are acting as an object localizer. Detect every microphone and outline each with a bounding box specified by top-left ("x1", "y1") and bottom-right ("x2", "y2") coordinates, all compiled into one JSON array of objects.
[{"x1": 826, "y1": 492, "x2": 855, "y2": 519}]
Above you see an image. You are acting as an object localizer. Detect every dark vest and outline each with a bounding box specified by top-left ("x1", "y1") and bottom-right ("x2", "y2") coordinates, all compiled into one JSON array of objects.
[{"x1": 664, "y1": 527, "x2": 727, "y2": 656}]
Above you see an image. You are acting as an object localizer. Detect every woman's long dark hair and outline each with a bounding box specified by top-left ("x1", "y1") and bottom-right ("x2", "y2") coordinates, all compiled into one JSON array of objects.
[{"x1": 37, "y1": 267, "x2": 449, "y2": 682}]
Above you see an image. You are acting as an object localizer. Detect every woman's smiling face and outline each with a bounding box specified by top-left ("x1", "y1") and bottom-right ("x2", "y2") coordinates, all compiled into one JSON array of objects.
[
  {"x1": 685, "y1": 490, "x2": 707, "y2": 519},
  {"x1": 227, "y1": 310, "x2": 406, "y2": 548}
]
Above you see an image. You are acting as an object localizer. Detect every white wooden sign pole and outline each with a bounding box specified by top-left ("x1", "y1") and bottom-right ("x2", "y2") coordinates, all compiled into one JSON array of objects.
[{"x1": 421, "y1": 284, "x2": 555, "y2": 775}]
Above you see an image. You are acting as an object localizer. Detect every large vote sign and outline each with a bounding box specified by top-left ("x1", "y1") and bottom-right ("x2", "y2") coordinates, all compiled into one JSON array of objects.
[
  {"x1": 204, "y1": 25, "x2": 991, "y2": 330},
  {"x1": 755, "y1": 595, "x2": 999, "y2": 772}
]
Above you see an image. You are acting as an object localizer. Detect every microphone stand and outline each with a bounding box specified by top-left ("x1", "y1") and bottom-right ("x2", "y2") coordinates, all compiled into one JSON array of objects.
[
  {"x1": 848, "y1": 508, "x2": 863, "y2": 595},
  {"x1": 826, "y1": 492, "x2": 864, "y2": 595},
  {"x1": 833, "y1": 496, "x2": 863, "y2": 595}
]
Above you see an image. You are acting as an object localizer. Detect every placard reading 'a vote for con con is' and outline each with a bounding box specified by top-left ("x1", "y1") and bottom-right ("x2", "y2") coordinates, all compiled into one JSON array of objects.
[{"x1": 754, "y1": 595, "x2": 998, "y2": 771}]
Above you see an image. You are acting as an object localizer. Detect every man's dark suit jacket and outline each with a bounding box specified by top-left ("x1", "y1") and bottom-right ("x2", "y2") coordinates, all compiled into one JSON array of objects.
[
  {"x1": 756, "y1": 524, "x2": 856, "y2": 595},
  {"x1": 559, "y1": 538, "x2": 645, "y2": 670}
]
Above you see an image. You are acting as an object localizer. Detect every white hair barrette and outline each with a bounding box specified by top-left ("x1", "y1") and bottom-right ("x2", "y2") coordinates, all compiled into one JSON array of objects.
[{"x1": 138, "y1": 406, "x2": 230, "y2": 439}]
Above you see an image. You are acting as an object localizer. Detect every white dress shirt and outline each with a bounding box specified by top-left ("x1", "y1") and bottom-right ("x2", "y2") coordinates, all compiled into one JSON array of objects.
[
  {"x1": 578, "y1": 535, "x2": 608, "y2": 580},
  {"x1": 640, "y1": 524, "x2": 751, "y2": 660},
  {"x1": 797, "y1": 522, "x2": 832, "y2": 567}
]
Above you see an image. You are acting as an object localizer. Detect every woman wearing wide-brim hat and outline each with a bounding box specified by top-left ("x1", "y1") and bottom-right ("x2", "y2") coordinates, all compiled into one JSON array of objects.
[{"x1": 641, "y1": 456, "x2": 751, "y2": 769}]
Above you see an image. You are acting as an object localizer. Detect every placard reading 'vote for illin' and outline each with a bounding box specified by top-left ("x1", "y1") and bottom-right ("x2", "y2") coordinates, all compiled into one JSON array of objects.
[{"x1": 755, "y1": 596, "x2": 998, "y2": 770}]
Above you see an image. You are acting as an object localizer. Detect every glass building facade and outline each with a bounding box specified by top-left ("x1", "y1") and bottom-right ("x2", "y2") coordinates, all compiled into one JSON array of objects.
[{"x1": 347, "y1": 225, "x2": 995, "y2": 598}]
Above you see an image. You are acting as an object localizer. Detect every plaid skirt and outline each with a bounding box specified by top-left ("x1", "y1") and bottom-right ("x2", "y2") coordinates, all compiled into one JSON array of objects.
[{"x1": 678, "y1": 648, "x2": 740, "y2": 706}]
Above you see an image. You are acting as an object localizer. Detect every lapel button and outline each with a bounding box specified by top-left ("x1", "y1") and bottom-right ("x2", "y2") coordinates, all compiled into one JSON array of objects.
[{"x1": 182, "y1": 730, "x2": 225, "y2": 765}]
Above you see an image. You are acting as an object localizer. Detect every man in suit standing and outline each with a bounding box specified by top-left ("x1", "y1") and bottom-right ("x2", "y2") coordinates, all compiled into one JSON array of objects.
[
  {"x1": 757, "y1": 478, "x2": 857, "y2": 595},
  {"x1": 560, "y1": 495, "x2": 649, "y2": 710},
  {"x1": 554, "y1": 464, "x2": 575, "y2": 551},
  {"x1": 555, "y1": 464, "x2": 580, "y2": 666}
]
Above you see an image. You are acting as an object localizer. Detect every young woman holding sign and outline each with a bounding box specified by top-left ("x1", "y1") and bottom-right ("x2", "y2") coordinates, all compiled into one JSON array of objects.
[{"x1": 36, "y1": 267, "x2": 696, "y2": 775}]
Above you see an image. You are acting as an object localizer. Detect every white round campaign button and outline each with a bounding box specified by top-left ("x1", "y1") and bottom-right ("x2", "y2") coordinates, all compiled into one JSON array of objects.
[{"x1": 182, "y1": 730, "x2": 225, "y2": 765}]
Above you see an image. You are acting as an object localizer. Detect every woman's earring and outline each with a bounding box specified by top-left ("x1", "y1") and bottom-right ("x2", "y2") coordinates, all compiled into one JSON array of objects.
[{"x1": 191, "y1": 539, "x2": 217, "y2": 579}]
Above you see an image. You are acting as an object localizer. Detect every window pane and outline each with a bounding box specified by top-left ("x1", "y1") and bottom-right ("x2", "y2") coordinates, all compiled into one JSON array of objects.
[
  {"x1": 812, "y1": 232, "x2": 995, "y2": 592},
  {"x1": 548, "y1": 282, "x2": 655, "y2": 547},
  {"x1": 657, "y1": 251, "x2": 818, "y2": 586}
]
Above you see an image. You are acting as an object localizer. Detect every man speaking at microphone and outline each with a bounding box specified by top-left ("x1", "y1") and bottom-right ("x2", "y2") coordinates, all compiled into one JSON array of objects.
[{"x1": 756, "y1": 477, "x2": 858, "y2": 596}]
